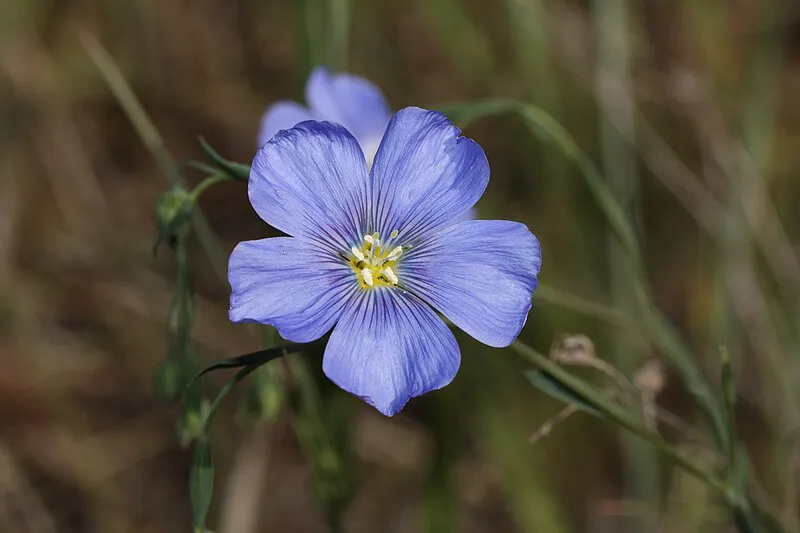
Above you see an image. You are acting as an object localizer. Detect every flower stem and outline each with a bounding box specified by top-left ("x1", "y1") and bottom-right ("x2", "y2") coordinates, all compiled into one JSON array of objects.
[{"x1": 510, "y1": 340, "x2": 729, "y2": 496}]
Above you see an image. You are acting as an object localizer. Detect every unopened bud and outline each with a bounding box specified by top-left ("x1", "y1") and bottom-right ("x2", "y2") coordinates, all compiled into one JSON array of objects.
[
  {"x1": 153, "y1": 358, "x2": 185, "y2": 404},
  {"x1": 156, "y1": 187, "x2": 190, "y2": 231},
  {"x1": 154, "y1": 187, "x2": 191, "y2": 253}
]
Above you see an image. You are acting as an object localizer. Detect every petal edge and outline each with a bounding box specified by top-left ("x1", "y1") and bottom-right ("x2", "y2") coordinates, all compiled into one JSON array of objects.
[
  {"x1": 249, "y1": 120, "x2": 370, "y2": 250},
  {"x1": 370, "y1": 107, "x2": 489, "y2": 240},
  {"x1": 322, "y1": 289, "x2": 460, "y2": 416},
  {"x1": 400, "y1": 220, "x2": 541, "y2": 348},
  {"x1": 228, "y1": 237, "x2": 355, "y2": 343},
  {"x1": 258, "y1": 101, "x2": 314, "y2": 148}
]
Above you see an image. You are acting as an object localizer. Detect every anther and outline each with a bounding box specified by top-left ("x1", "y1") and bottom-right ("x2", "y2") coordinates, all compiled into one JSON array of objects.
[
  {"x1": 351, "y1": 247, "x2": 366, "y2": 262},
  {"x1": 383, "y1": 267, "x2": 398, "y2": 285},
  {"x1": 361, "y1": 268, "x2": 374, "y2": 287},
  {"x1": 386, "y1": 246, "x2": 403, "y2": 261}
]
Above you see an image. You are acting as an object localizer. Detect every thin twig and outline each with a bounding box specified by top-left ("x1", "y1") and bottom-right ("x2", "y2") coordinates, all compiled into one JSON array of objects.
[{"x1": 530, "y1": 405, "x2": 578, "y2": 444}]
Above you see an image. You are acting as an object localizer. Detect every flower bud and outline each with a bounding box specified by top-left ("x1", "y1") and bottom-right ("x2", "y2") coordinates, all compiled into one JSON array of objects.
[
  {"x1": 154, "y1": 187, "x2": 191, "y2": 250},
  {"x1": 153, "y1": 358, "x2": 185, "y2": 404}
]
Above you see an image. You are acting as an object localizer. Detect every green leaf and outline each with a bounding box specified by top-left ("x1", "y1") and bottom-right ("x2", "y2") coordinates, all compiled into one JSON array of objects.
[
  {"x1": 185, "y1": 345, "x2": 295, "y2": 393},
  {"x1": 524, "y1": 369, "x2": 605, "y2": 418},
  {"x1": 199, "y1": 137, "x2": 250, "y2": 181},
  {"x1": 190, "y1": 436, "x2": 214, "y2": 529}
]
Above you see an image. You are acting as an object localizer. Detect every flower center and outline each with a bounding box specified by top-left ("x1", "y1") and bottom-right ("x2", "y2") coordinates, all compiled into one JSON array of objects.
[{"x1": 347, "y1": 231, "x2": 404, "y2": 289}]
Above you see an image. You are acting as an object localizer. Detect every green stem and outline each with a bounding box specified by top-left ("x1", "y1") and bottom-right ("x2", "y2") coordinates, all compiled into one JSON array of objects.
[
  {"x1": 80, "y1": 32, "x2": 175, "y2": 180},
  {"x1": 188, "y1": 174, "x2": 229, "y2": 205},
  {"x1": 510, "y1": 340, "x2": 729, "y2": 496},
  {"x1": 535, "y1": 283, "x2": 637, "y2": 333},
  {"x1": 594, "y1": 0, "x2": 658, "y2": 522},
  {"x1": 439, "y1": 98, "x2": 728, "y2": 452},
  {"x1": 204, "y1": 364, "x2": 262, "y2": 431},
  {"x1": 175, "y1": 237, "x2": 192, "y2": 360},
  {"x1": 82, "y1": 33, "x2": 228, "y2": 279}
]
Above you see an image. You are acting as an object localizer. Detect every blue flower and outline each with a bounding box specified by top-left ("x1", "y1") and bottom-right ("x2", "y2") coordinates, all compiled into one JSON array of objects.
[
  {"x1": 258, "y1": 66, "x2": 391, "y2": 167},
  {"x1": 231, "y1": 107, "x2": 542, "y2": 416}
]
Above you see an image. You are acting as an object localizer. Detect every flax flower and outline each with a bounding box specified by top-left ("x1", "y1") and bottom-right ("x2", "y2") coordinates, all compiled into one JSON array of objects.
[
  {"x1": 231, "y1": 107, "x2": 541, "y2": 415},
  {"x1": 258, "y1": 66, "x2": 390, "y2": 168}
]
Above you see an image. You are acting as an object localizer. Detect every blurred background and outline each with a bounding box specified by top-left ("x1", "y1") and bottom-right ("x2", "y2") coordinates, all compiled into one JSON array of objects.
[{"x1": 2, "y1": 0, "x2": 800, "y2": 532}]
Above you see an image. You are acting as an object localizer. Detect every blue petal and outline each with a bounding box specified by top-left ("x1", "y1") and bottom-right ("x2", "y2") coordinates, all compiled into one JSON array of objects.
[
  {"x1": 249, "y1": 121, "x2": 370, "y2": 251},
  {"x1": 369, "y1": 107, "x2": 489, "y2": 241},
  {"x1": 400, "y1": 220, "x2": 541, "y2": 348},
  {"x1": 322, "y1": 289, "x2": 460, "y2": 416},
  {"x1": 305, "y1": 66, "x2": 391, "y2": 149},
  {"x1": 257, "y1": 101, "x2": 314, "y2": 148},
  {"x1": 228, "y1": 237, "x2": 356, "y2": 343}
]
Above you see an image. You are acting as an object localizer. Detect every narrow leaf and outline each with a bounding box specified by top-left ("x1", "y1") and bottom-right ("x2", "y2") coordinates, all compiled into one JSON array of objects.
[
  {"x1": 185, "y1": 345, "x2": 295, "y2": 392},
  {"x1": 199, "y1": 137, "x2": 250, "y2": 181},
  {"x1": 525, "y1": 369, "x2": 605, "y2": 418}
]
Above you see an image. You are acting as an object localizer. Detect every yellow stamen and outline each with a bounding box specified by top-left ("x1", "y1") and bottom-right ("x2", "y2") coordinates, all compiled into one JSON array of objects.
[
  {"x1": 386, "y1": 246, "x2": 403, "y2": 261},
  {"x1": 383, "y1": 267, "x2": 398, "y2": 285},
  {"x1": 351, "y1": 246, "x2": 366, "y2": 262},
  {"x1": 346, "y1": 232, "x2": 405, "y2": 289},
  {"x1": 361, "y1": 268, "x2": 374, "y2": 287}
]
